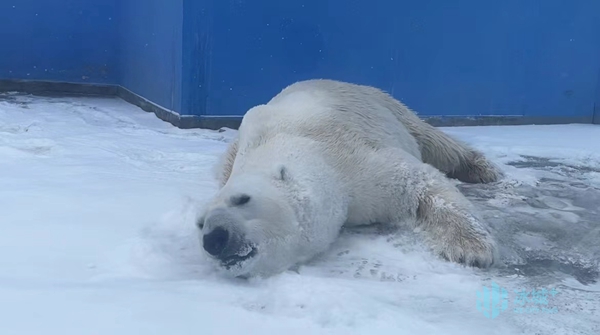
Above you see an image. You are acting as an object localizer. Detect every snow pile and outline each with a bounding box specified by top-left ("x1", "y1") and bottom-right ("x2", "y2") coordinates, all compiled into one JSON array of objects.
[{"x1": 1, "y1": 93, "x2": 598, "y2": 335}]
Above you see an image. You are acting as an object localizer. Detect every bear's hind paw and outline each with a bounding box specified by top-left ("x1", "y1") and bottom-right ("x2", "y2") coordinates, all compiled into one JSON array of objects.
[{"x1": 436, "y1": 233, "x2": 496, "y2": 269}]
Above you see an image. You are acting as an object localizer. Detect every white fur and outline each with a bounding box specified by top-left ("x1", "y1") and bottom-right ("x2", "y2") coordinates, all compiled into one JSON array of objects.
[{"x1": 199, "y1": 79, "x2": 501, "y2": 278}]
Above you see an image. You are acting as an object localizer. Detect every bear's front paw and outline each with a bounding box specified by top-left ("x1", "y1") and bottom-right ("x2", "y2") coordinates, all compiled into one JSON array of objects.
[{"x1": 436, "y1": 231, "x2": 496, "y2": 268}]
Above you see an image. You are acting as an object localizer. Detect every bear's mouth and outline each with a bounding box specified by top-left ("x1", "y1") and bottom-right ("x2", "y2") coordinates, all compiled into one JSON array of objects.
[{"x1": 221, "y1": 246, "x2": 257, "y2": 268}]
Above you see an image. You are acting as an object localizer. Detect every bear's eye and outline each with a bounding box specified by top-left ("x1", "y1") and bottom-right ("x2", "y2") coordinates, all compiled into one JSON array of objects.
[
  {"x1": 196, "y1": 216, "x2": 205, "y2": 229},
  {"x1": 231, "y1": 194, "x2": 251, "y2": 206}
]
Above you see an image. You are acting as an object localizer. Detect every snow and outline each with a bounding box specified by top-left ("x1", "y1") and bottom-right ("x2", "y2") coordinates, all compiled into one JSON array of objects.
[{"x1": 1, "y1": 93, "x2": 599, "y2": 335}]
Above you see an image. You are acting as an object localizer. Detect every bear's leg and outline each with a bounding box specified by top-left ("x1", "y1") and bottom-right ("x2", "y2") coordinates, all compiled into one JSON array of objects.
[
  {"x1": 376, "y1": 91, "x2": 502, "y2": 184},
  {"x1": 409, "y1": 121, "x2": 503, "y2": 184},
  {"x1": 415, "y1": 175, "x2": 497, "y2": 267},
  {"x1": 445, "y1": 148, "x2": 502, "y2": 185},
  {"x1": 363, "y1": 148, "x2": 496, "y2": 268}
]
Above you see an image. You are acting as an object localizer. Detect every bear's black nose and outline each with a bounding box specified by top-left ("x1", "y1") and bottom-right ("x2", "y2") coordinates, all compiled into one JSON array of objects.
[{"x1": 203, "y1": 227, "x2": 229, "y2": 256}]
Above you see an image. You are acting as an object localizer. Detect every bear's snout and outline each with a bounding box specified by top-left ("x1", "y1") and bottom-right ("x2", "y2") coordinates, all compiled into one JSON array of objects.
[
  {"x1": 203, "y1": 227, "x2": 229, "y2": 256},
  {"x1": 201, "y1": 215, "x2": 257, "y2": 268}
]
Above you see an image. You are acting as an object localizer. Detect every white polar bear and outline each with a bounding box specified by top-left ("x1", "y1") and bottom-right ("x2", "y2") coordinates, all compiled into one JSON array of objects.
[{"x1": 197, "y1": 79, "x2": 502, "y2": 278}]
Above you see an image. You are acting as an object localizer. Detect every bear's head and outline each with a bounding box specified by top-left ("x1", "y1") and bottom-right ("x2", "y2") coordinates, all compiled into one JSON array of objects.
[{"x1": 197, "y1": 159, "x2": 348, "y2": 278}]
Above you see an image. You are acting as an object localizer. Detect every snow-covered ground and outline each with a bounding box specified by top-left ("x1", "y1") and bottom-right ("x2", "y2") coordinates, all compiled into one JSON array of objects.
[{"x1": 1, "y1": 92, "x2": 599, "y2": 335}]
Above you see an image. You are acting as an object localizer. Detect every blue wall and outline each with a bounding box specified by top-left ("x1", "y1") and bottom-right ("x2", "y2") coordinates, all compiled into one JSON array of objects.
[
  {"x1": 118, "y1": 0, "x2": 183, "y2": 113},
  {"x1": 0, "y1": 0, "x2": 118, "y2": 84},
  {"x1": 1, "y1": 0, "x2": 600, "y2": 124},
  {"x1": 186, "y1": 0, "x2": 600, "y2": 122}
]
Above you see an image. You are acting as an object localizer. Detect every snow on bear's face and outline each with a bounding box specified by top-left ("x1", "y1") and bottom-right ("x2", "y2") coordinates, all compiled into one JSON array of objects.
[{"x1": 196, "y1": 170, "x2": 306, "y2": 278}]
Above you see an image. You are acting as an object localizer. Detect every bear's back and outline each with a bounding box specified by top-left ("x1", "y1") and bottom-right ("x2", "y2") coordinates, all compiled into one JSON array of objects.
[{"x1": 255, "y1": 79, "x2": 421, "y2": 160}]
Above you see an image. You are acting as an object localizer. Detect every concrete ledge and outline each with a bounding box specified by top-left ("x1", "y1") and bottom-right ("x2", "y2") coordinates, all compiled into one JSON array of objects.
[
  {"x1": 422, "y1": 115, "x2": 594, "y2": 127},
  {"x1": 116, "y1": 86, "x2": 243, "y2": 130},
  {"x1": 0, "y1": 79, "x2": 595, "y2": 129},
  {"x1": 0, "y1": 79, "x2": 118, "y2": 97},
  {"x1": 0, "y1": 79, "x2": 237, "y2": 130}
]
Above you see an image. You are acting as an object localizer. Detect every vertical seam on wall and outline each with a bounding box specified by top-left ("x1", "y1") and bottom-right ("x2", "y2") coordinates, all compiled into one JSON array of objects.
[{"x1": 594, "y1": 66, "x2": 600, "y2": 124}]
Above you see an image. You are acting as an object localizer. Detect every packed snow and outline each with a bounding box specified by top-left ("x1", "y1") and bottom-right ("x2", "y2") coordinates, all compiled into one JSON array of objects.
[{"x1": 1, "y1": 92, "x2": 599, "y2": 335}]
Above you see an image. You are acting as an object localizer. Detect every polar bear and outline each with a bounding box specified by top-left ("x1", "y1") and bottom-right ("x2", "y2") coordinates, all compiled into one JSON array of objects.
[{"x1": 197, "y1": 79, "x2": 502, "y2": 278}]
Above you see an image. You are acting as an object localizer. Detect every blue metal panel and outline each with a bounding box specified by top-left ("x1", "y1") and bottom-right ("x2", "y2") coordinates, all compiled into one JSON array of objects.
[
  {"x1": 1, "y1": 0, "x2": 599, "y2": 123},
  {"x1": 182, "y1": 0, "x2": 211, "y2": 117},
  {"x1": 0, "y1": 0, "x2": 118, "y2": 84},
  {"x1": 118, "y1": 0, "x2": 183, "y2": 113},
  {"x1": 184, "y1": 0, "x2": 600, "y2": 120}
]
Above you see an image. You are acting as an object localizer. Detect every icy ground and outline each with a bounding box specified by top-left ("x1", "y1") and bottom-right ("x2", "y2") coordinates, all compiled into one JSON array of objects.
[{"x1": 1, "y1": 92, "x2": 599, "y2": 335}]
